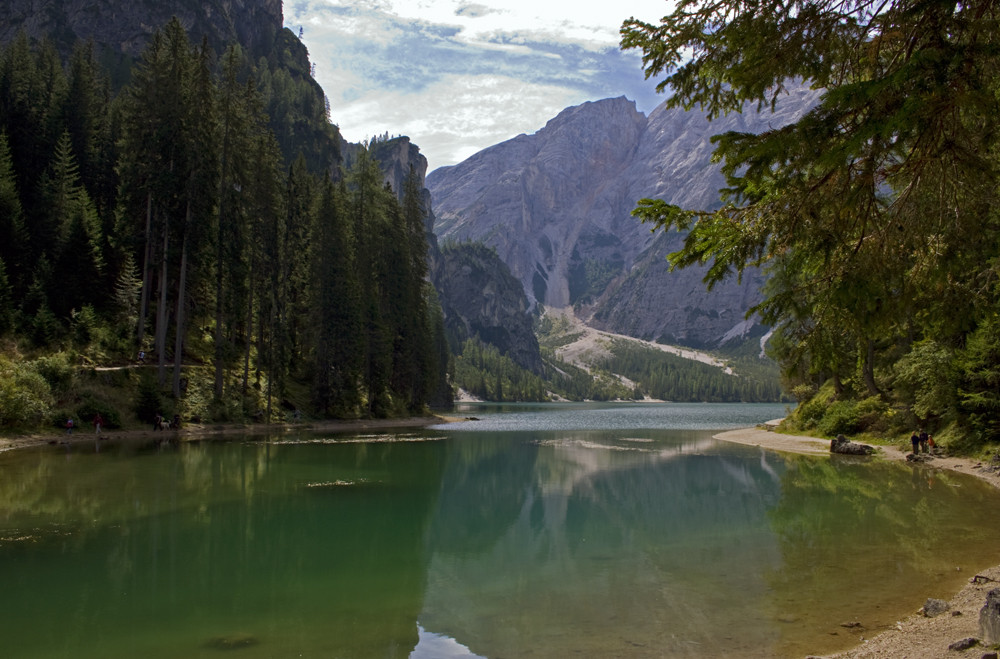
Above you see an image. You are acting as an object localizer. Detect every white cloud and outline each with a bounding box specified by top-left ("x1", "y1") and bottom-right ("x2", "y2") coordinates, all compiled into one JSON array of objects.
[
  {"x1": 328, "y1": 73, "x2": 585, "y2": 167},
  {"x1": 285, "y1": 0, "x2": 671, "y2": 170}
]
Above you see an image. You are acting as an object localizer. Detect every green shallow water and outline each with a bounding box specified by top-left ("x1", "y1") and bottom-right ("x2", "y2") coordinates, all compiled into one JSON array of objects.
[{"x1": 1, "y1": 402, "x2": 999, "y2": 658}]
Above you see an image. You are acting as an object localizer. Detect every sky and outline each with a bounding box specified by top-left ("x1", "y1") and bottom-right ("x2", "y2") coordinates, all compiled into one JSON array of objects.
[{"x1": 283, "y1": 1, "x2": 673, "y2": 173}]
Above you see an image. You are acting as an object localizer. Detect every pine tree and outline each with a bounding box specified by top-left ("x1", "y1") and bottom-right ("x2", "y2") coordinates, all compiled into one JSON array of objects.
[{"x1": 311, "y1": 178, "x2": 361, "y2": 415}]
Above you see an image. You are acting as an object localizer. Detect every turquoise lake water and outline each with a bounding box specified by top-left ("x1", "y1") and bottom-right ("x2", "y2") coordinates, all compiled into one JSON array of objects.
[{"x1": 2, "y1": 402, "x2": 999, "y2": 658}]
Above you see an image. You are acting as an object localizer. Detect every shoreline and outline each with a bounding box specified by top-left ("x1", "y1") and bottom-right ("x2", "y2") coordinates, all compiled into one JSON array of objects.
[
  {"x1": 714, "y1": 426, "x2": 1000, "y2": 658},
  {"x1": 0, "y1": 414, "x2": 460, "y2": 453}
]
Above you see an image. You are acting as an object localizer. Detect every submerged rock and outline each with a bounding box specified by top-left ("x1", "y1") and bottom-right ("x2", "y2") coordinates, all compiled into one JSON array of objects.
[{"x1": 204, "y1": 634, "x2": 260, "y2": 651}]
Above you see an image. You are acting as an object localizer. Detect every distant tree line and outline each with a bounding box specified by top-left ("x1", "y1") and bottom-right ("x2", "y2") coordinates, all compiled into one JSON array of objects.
[
  {"x1": 596, "y1": 340, "x2": 786, "y2": 403},
  {"x1": 0, "y1": 19, "x2": 447, "y2": 424}
]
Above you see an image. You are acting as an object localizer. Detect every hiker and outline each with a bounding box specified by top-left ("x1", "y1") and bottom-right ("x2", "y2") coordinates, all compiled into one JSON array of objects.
[
  {"x1": 93, "y1": 413, "x2": 103, "y2": 435},
  {"x1": 919, "y1": 429, "x2": 929, "y2": 453},
  {"x1": 65, "y1": 418, "x2": 74, "y2": 435},
  {"x1": 910, "y1": 430, "x2": 920, "y2": 455},
  {"x1": 172, "y1": 414, "x2": 181, "y2": 430},
  {"x1": 137, "y1": 350, "x2": 145, "y2": 364},
  {"x1": 153, "y1": 413, "x2": 162, "y2": 431}
]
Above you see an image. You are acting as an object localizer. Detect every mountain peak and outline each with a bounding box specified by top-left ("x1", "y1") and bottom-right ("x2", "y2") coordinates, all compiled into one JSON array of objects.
[{"x1": 428, "y1": 88, "x2": 816, "y2": 348}]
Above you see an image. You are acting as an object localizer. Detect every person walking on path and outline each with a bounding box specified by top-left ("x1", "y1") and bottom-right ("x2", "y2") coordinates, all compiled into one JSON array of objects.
[{"x1": 93, "y1": 413, "x2": 103, "y2": 435}]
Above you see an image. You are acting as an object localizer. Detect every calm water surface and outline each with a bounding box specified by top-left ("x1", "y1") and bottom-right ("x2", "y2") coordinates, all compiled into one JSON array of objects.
[{"x1": 2, "y1": 402, "x2": 999, "y2": 658}]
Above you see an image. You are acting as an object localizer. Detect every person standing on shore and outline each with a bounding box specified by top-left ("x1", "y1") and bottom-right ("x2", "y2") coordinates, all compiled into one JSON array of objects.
[
  {"x1": 919, "y1": 429, "x2": 929, "y2": 453},
  {"x1": 93, "y1": 413, "x2": 103, "y2": 435},
  {"x1": 911, "y1": 430, "x2": 920, "y2": 455}
]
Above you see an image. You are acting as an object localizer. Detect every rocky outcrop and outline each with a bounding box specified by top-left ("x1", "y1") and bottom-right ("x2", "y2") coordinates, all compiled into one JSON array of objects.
[
  {"x1": 432, "y1": 243, "x2": 543, "y2": 374},
  {"x1": 830, "y1": 434, "x2": 875, "y2": 455},
  {"x1": 368, "y1": 137, "x2": 436, "y2": 237},
  {"x1": 981, "y1": 588, "x2": 1000, "y2": 644},
  {"x1": 427, "y1": 87, "x2": 817, "y2": 348},
  {"x1": 0, "y1": 0, "x2": 283, "y2": 60}
]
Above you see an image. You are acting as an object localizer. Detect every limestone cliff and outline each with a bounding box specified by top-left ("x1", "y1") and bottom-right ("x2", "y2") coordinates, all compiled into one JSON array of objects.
[
  {"x1": 432, "y1": 243, "x2": 543, "y2": 374},
  {"x1": 427, "y1": 87, "x2": 817, "y2": 348},
  {"x1": 0, "y1": 0, "x2": 283, "y2": 60},
  {"x1": 367, "y1": 137, "x2": 437, "y2": 237},
  {"x1": 365, "y1": 137, "x2": 540, "y2": 372}
]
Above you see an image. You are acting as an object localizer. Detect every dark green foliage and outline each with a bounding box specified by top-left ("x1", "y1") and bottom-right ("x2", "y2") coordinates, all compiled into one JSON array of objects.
[
  {"x1": 0, "y1": 355, "x2": 53, "y2": 428},
  {"x1": 75, "y1": 393, "x2": 121, "y2": 429},
  {"x1": 596, "y1": 340, "x2": 786, "y2": 403},
  {"x1": 133, "y1": 375, "x2": 166, "y2": 424},
  {"x1": 453, "y1": 339, "x2": 549, "y2": 402},
  {"x1": 0, "y1": 20, "x2": 447, "y2": 425},
  {"x1": 622, "y1": 0, "x2": 1000, "y2": 446}
]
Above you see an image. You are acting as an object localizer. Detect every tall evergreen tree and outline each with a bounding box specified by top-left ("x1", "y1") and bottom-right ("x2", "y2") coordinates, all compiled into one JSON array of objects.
[{"x1": 311, "y1": 178, "x2": 361, "y2": 415}]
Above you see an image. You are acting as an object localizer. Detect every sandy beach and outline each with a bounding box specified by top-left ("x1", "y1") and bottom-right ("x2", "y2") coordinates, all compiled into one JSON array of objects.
[{"x1": 715, "y1": 425, "x2": 1000, "y2": 658}]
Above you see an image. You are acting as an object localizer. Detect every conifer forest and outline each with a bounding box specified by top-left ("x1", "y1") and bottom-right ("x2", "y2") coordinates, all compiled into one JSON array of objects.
[{"x1": 0, "y1": 19, "x2": 449, "y2": 428}]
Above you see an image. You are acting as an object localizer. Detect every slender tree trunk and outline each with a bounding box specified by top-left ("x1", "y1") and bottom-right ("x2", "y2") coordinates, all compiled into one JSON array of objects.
[
  {"x1": 242, "y1": 264, "x2": 253, "y2": 398},
  {"x1": 265, "y1": 332, "x2": 273, "y2": 423},
  {"x1": 213, "y1": 231, "x2": 225, "y2": 399},
  {"x1": 255, "y1": 300, "x2": 263, "y2": 388},
  {"x1": 155, "y1": 221, "x2": 169, "y2": 387},
  {"x1": 863, "y1": 339, "x2": 880, "y2": 396},
  {"x1": 213, "y1": 162, "x2": 230, "y2": 400},
  {"x1": 172, "y1": 203, "x2": 190, "y2": 398},
  {"x1": 137, "y1": 192, "x2": 152, "y2": 348},
  {"x1": 833, "y1": 373, "x2": 844, "y2": 397}
]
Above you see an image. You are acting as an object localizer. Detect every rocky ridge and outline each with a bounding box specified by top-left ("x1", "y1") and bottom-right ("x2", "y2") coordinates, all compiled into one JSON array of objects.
[
  {"x1": 427, "y1": 87, "x2": 817, "y2": 348},
  {"x1": 0, "y1": 0, "x2": 283, "y2": 60}
]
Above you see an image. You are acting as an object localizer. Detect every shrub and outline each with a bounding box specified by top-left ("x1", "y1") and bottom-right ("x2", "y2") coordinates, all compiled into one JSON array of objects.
[
  {"x1": 0, "y1": 357, "x2": 53, "y2": 427},
  {"x1": 817, "y1": 400, "x2": 862, "y2": 436},
  {"x1": 31, "y1": 353, "x2": 76, "y2": 395},
  {"x1": 134, "y1": 376, "x2": 166, "y2": 423},
  {"x1": 795, "y1": 395, "x2": 829, "y2": 428},
  {"x1": 75, "y1": 394, "x2": 122, "y2": 429}
]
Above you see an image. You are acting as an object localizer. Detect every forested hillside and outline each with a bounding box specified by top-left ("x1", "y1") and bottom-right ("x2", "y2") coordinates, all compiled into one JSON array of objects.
[{"x1": 0, "y1": 19, "x2": 447, "y2": 430}]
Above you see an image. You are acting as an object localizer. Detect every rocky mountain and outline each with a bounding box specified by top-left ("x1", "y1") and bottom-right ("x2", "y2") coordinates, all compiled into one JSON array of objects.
[
  {"x1": 0, "y1": 0, "x2": 282, "y2": 61},
  {"x1": 368, "y1": 137, "x2": 437, "y2": 237},
  {"x1": 427, "y1": 87, "x2": 817, "y2": 348},
  {"x1": 432, "y1": 243, "x2": 543, "y2": 374}
]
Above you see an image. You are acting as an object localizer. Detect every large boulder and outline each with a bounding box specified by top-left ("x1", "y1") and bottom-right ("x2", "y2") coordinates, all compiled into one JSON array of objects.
[
  {"x1": 980, "y1": 588, "x2": 1000, "y2": 644},
  {"x1": 830, "y1": 434, "x2": 875, "y2": 456}
]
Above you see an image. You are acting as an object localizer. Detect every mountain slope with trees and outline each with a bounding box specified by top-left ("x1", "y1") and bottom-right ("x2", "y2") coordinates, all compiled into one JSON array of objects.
[{"x1": 0, "y1": 8, "x2": 448, "y2": 430}]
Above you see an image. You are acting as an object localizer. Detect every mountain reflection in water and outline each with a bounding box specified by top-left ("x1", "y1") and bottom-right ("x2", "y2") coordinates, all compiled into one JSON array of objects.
[{"x1": 0, "y1": 403, "x2": 998, "y2": 659}]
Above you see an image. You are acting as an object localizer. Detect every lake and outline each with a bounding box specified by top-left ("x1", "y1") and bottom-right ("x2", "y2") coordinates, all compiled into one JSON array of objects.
[{"x1": 2, "y1": 402, "x2": 999, "y2": 658}]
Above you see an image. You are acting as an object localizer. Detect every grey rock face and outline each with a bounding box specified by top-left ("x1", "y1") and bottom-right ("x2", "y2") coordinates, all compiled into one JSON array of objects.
[
  {"x1": 432, "y1": 243, "x2": 542, "y2": 374},
  {"x1": 980, "y1": 587, "x2": 1000, "y2": 644},
  {"x1": 0, "y1": 0, "x2": 283, "y2": 60},
  {"x1": 427, "y1": 87, "x2": 817, "y2": 347},
  {"x1": 922, "y1": 598, "x2": 950, "y2": 617}
]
